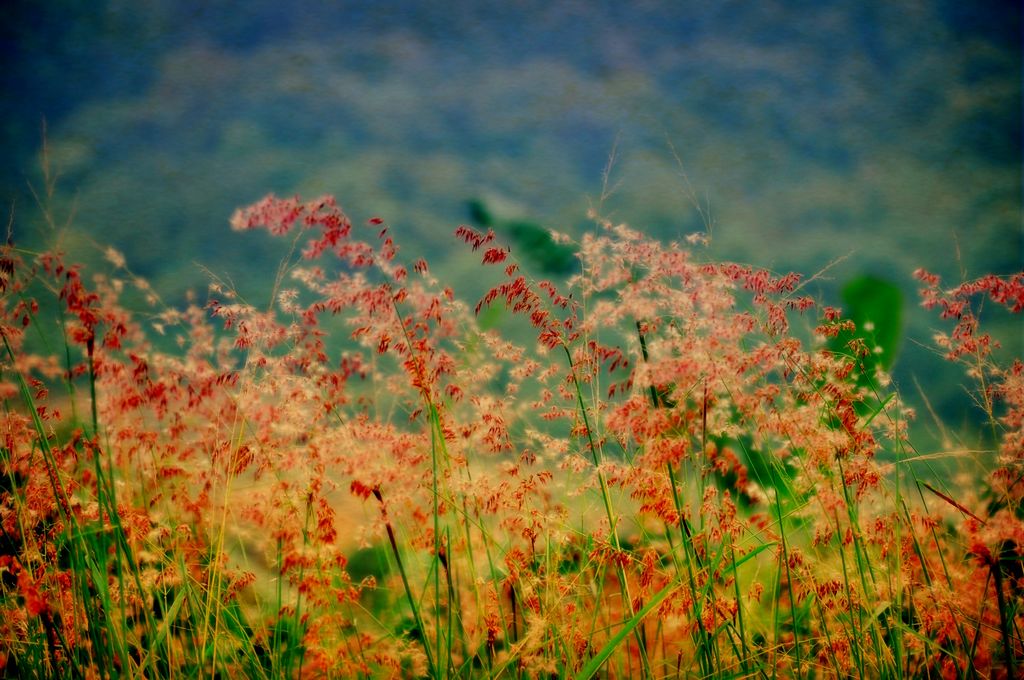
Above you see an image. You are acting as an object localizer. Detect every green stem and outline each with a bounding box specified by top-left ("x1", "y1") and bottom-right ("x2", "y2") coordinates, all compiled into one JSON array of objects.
[
  {"x1": 993, "y1": 555, "x2": 1017, "y2": 680},
  {"x1": 374, "y1": 487, "x2": 438, "y2": 678},
  {"x1": 562, "y1": 342, "x2": 652, "y2": 677}
]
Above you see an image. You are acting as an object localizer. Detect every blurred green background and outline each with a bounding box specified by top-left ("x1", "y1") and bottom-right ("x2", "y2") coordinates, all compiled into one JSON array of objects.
[{"x1": 2, "y1": 0, "x2": 1021, "y2": 447}]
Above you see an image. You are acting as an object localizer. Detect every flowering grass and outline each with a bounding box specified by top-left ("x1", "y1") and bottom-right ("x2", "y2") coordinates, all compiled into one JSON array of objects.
[{"x1": 1, "y1": 192, "x2": 1022, "y2": 678}]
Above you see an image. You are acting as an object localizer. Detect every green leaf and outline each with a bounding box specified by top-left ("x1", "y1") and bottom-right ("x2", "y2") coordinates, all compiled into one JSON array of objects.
[
  {"x1": 829, "y1": 275, "x2": 904, "y2": 373},
  {"x1": 476, "y1": 300, "x2": 505, "y2": 331},
  {"x1": 723, "y1": 541, "x2": 778, "y2": 575},
  {"x1": 506, "y1": 220, "x2": 577, "y2": 275},
  {"x1": 574, "y1": 581, "x2": 676, "y2": 680},
  {"x1": 466, "y1": 198, "x2": 578, "y2": 274},
  {"x1": 466, "y1": 198, "x2": 494, "y2": 227},
  {"x1": 138, "y1": 587, "x2": 187, "y2": 668}
]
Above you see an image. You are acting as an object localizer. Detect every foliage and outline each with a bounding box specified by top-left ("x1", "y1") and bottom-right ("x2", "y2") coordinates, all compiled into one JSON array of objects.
[
  {"x1": 827, "y1": 275, "x2": 903, "y2": 374},
  {"x1": 0, "y1": 193, "x2": 1022, "y2": 678}
]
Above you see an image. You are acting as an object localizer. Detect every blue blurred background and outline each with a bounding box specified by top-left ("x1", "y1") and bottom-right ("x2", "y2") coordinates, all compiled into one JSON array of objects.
[{"x1": 2, "y1": 0, "x2": 1021, "y2": 442}]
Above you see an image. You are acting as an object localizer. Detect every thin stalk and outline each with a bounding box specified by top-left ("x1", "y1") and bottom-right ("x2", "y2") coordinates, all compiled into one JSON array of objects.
[
  {"x1": 392, "y1": 298, "x2": 454, "y2": 677},
  {"x1": 82, "y1": 325, "x2": 164, "y2": 676},
  {"x1": 773, "y1": 491, "x2": 802, "y2": 678},
  {"x1": 86, "y1": 335, "x2": 98, "y2": 436},
  {"x1": 816, "y1": 594, "x2": 848, "y2": 680},
  {"x1": 4, "y1": 330, "x2": 164, "y2": 676},
  {"x1": 890, "y1": 431, "x2": 906, "y2": 680},
  {"x1": 667, "y1": 464, "x2": 714, "y2": 678},
  {"x1": 897, "y1": 489, "x2": 976, "y2": 675},
  {"x1": 459, "y1": 492, "x2": 494, "y2": 674},
  {"x1": 992, "y1": 555, "x2": 1017, "y2": 680},
  {"x1": 200, "y1": 409, "x2": 248, "y2": 678},
  {"x1": 373, "y1": 486, "x2": 438, "y2": 678},
  {"x1": 835, "y1": 535, "x2": 866, "y2": 680},
  {"x1": 438, "y1": 527, "x2": 462, "y2": 677},
  {"x1": 638, "y1": 322, "x2": 713, "y2": 675},
  {"x1": 429, "y1": 403, "x2": 446, "y2": 678},
  {"x1": 273, "y1": 537, "x2": 284, "y2": 678},
  {"x1": 729, "y1": 542, "x2": 752, "y2": 677},
  {"x1": 562, "y1": 343, "x2": 652, "y2": 677},
  {"x1": 835, "y1": 457, "x2": 892, "y2": 675},
  {"x1": 294, "y1": 498, "x2": 313, "y2": 680}
]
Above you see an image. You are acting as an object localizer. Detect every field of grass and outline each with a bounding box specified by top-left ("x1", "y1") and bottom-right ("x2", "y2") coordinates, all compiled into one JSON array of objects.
[{"x1": 0, "y1": 190, "x2": 1021, "y2": 678}]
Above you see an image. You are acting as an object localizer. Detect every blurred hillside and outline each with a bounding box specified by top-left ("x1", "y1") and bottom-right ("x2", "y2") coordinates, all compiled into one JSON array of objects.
[{"x1": 2, "y1": 0, "x2": 1021, "y2": 442}]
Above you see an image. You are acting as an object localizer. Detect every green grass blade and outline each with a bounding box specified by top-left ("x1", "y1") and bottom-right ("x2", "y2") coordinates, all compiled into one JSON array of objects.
[
  {"x1": 573, "y1": 581, "x2": 675, "y2": 680},
  {"x1": 722, "y1": 541, "x2": 777, "y2": 576},
  {"x1": 137, "y1": 586, "x2": 187, "y2": 669}
]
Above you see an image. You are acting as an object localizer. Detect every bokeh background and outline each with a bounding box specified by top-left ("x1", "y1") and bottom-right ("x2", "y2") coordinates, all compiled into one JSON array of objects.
[{"x1": 2, "y1": 0, "x2": 1021, "y2": 445}]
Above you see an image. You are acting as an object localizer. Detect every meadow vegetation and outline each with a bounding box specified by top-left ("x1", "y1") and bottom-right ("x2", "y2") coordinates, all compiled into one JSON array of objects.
[{"x1": 0, "y1": 191, "x2": 1022, "y2": 678}]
